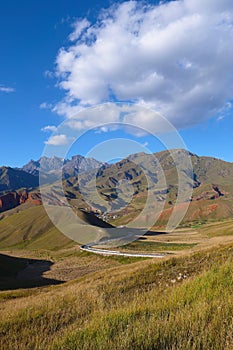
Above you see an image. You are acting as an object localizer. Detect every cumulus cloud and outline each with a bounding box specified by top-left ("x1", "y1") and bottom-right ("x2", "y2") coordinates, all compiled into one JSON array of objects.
[
  {"x1": 45, "y1": 134, "x2": 70, "y2": 146},
  {"x1": 69, "y1": 18, "x2": 91, "y2": 41},
  {"x1": 41, "y1": 125, "x2": 58, "y2": 133},
  {"x1": 0, "y1": 85, "x2": 15, "y2": 93},
  {"x1": 54, "y1": 0, "x2": 233, "y2": 130}
]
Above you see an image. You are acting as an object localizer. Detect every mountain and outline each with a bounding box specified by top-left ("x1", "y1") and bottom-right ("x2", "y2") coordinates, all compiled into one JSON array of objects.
[
  {"x1": 22, "y1": 156, "x2": 65, "y2": 175},
  {"x1": 63, "y1": 155, "x2": 107, "y2": 178},
  {"x1": 1, "y1": 150, "x2": 233, "y2": 225},
  {"x1": 0, "y1": 154, "x2": 105, "y2": 195},
  {"x1": 61, "y1": 149, "x2": 233, "y2": 226},
  {"x1": 21, "y1": 155, "x2": 105, "y2": 178},
  {"x1": 0, "y1": 154, "x2": 107, "y2": 212},
  {"x1": 0, "y1": 167, "x2": 39, "y2": 193}
]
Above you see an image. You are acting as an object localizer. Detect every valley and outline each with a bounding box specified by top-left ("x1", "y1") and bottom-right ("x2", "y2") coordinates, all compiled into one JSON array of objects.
[
  {"x1": 0, "y1": 225, "x2": 233, "y2": 349},
  {"x1": 0, "y1": 150, "x2": 232, "y2": 349},
  {"x1": 2, "y1": 1, "x2": 233, "y2": 348}
]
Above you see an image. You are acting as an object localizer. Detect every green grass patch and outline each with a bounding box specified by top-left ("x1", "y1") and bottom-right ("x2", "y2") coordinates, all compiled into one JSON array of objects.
[
  {"x1": 57, "y1": 260, "x2": 233, "y2": 350},
  {"x1": 122, "y1": 240, "x2": 197, "y2": 252},
  {"x1": 0, "y1": 206, "x2": 74, "y2": 251},
  {"x1": 198, "y1": 219, "x2": 233, "y2": 238}
]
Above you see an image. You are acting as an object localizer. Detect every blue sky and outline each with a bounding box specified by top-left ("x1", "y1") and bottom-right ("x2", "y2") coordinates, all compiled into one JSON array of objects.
[{"x1": 0, "y1": 0, "x2": 233, "y2": 167}]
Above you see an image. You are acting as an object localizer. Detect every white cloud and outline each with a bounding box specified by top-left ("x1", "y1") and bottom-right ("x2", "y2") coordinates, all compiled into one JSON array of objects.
[
  {"x1": 69, "y1": 18, "x2": 91, "y2": 41},
  {"x1": 57, "y1": 102, "x2": 121, "y2": 129},
  {"x1": 52, "y1": 101, "x2": 83, "y2": 118},
  {"x1": 54, "y1": 0, "x2": 233, "y2": 131},
  {"x1": 0, "y1": 85, "x2": 15, "y2": 93},
  {"x1": 45, "y1": 134, "x2": 70, "y2": 146},
  {"x1": 41, "y1": 125, "x2": 58, "y2": 133}
]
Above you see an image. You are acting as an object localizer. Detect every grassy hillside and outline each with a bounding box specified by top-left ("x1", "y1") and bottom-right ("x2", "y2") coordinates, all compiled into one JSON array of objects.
[
  {"x1": 0, "y1": 242, "x2": 232, "y2": 349},
  {"x1": 0, "y1": 203, "x2": 115, "y2": 250},
  {"x1": 0, "y1": 205, "x2": 73, "y2": 250}
]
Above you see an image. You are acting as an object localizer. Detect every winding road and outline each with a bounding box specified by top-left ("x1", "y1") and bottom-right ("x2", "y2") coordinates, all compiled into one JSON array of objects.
[{"x1": 80, "y1": 244, "x2": 166, "y2": 258}]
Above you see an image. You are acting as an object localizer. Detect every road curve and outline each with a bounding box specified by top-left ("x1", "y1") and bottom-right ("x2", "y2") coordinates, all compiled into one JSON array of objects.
[{"x1": 80, "y1": 244, "x2": 165, "y2": 258}]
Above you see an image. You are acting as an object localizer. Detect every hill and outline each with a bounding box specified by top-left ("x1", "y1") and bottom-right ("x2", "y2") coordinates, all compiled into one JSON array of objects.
[
  {"x1": 0, "y1": 241, "x2": 232, "y2": 349},
  {"x1": 0, "y1": 206, "x2": 71, "y2": 250},
  {"x1": 0, "y1": 204, "x2": 113, "y2": 250}
]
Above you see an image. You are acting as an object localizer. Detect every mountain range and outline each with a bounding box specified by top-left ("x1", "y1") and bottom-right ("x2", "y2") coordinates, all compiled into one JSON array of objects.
[
  {"x1": 0, "y1": 149, "x2": 233, "y2": 226},
  {"x1": 21, "y1": 155, "x2": 106, "y2": 177},
  {"x1": 0, "y1": 155, "x2": 105, "y2": 193}
]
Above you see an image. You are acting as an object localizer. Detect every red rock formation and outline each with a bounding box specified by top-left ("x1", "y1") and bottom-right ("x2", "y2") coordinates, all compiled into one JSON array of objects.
[
  {"x1": 0, "y1": 192, "x2": 21, "y2": 212},
  {"x1": 19, "y1": 190, "x2": 28, "y2": 204},
  {"x1": 0, "y1": 190, "x2": 42, "y2": 212},
  {"x1": 27, "y1": 192, "x2": 42, "y2": 205}
]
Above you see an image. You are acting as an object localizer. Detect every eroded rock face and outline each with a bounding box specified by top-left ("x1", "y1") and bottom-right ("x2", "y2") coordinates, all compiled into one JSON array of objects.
[
  {"x1": 0, "y1": 192, "x2": 21, "y2": 212},
  {"x1": 27, "y1": 192, "x2": 42, "y2": 206},
  {"x1": 192, "y1": 185, "x2": 227, "y2": 201},
  {"x1": 0, "y1": 190, "x2": 42, "y2": 212}
]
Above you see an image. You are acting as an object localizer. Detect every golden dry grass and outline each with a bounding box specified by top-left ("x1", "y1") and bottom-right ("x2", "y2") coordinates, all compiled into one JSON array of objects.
[{"x1": 0, "y1": 241, "x2": 233, "y2": 350}]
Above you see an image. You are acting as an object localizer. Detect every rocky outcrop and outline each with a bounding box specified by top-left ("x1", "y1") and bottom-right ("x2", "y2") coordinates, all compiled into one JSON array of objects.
[
  {"x1": 0, "y1": 192, "x2": 21, "y2": 212},
  {"x1": 0, "y1": 190, "x2": 42, "y2": 212},
  {"x1": 192, "y1": 185, "x2": 227, "y2": 201},
  {"x1": 27, "y1": 192, "x2": 42, "y2": 206}
]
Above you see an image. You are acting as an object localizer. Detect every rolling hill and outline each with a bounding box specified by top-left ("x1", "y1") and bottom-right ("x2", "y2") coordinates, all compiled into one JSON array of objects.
[{"x1": 0, "y1": 204, "x2": 114, "y2": 250}]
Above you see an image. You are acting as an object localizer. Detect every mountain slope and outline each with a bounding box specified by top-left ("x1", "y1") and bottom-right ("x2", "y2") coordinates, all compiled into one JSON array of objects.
[
  {"x1": 0, "y1": 204, "x2": 113, "y2": 250},
  {"x1": 0, "y1": 155, "x2": 105, "y2": 195},
  {"x1": 0, "y1": 167, "x2": 38, "y2": 193},
  {"x1": 62, "y1": 149, "x2": 233, "y2": 226},
  {"x1": 1, "y1": 150, "x2": 233, "y2": 225}
]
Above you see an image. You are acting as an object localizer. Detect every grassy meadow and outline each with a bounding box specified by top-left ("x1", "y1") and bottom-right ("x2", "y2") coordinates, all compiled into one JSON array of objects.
[
  {"x1": 0, "y1": 242, "x2": 232, "y2": 349},
  {"x1": 0, "y1": 205, "x2": 233, "y2": 349}
]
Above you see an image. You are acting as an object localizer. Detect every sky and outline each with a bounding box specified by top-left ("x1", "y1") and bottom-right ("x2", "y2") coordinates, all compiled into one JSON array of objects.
[{"x1": 0, "y1": 0, "x2": 233, "y2": 167}]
